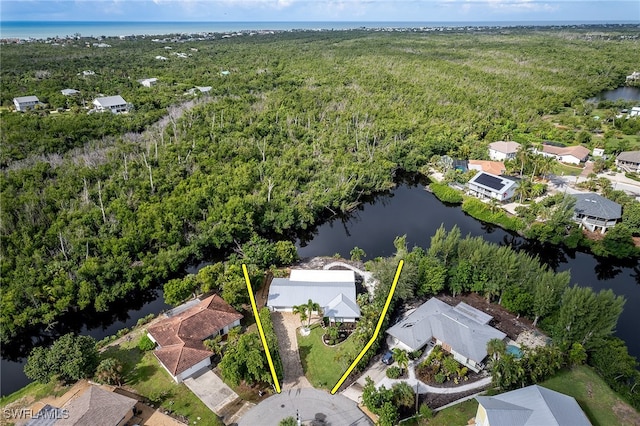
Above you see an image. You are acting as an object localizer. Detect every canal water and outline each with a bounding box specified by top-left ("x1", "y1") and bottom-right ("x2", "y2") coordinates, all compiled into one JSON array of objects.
[
  {"x1": 2, "y1": 178, "x2": 639, "y2": 396},
  {"x1": 588, "y1": 86, "x2": 640, "y2": 102}
]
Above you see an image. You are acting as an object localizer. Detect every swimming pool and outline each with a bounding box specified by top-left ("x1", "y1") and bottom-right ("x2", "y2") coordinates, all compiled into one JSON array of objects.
[{"x1": 506, "y1": 344, "x2": 523, "y2": 358}]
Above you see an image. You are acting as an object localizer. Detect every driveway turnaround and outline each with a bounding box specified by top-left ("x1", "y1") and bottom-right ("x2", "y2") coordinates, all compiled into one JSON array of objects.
[{"x1": 238, "y1": 388, "x2": 372, "y2": 426}]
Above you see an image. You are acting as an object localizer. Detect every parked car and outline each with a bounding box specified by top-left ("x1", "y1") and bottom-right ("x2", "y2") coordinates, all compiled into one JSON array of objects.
[{"x1": 381, "y1": 351, "x2": 394, "y2": 365}]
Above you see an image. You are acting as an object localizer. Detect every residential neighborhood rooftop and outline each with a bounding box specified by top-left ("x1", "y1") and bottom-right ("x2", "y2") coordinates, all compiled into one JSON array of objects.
[
  {"x1": 93, "y1": 95, "x2": 127, "y2": 107},
  {"x1": 572, "y1": 193, "x2": 622, "y2": 221},
  {"x1": 14, "y1": 95, "x2": 39, "y2": 103},
  {"x1": 617, "y1": 150, "x2": 640, "y2": 164},
  {"x1": 541, "y1": 144, "x2": 590, "y2": 160},
  {"x1": 54, "y1": 385, "x2": 137, "y2": 426},
  {"x1": 488, "y1": 141, "x2": 521, "y2": 154},
  {"x1": 468, "y1": 160, "x2": 507, "y2": 176},
  {"x1": 476, "y1": 385, "x2": 591, "y2": 426},
  {"x1": 469, "y1": 171, "x2": 517, "y2": 192}
]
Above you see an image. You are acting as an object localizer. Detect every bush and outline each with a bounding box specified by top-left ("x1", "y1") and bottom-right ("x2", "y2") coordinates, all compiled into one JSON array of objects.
[
  {"x1": 386, "y1": 366, "x2": 402, "y2": 379},
  {"x1": 409, "y1": 349, "x2": 422, "y2": 360},
  {"x1": 137, "y1": 334, "x2": 156, "y2": 351},
  {"x1": 462, "y1": 197, "x2": 524, "y2": 231},
  {"x1": 434, "y1": 372, "x2": 446, "y2": 383},
  {"x1": 419, "y1": 403, "x2": 433, "y2": 420},
  {"x1": 430, "y1": 182, "x2": 463, "y2": 204},
  {"x1": 136, "y1": 313, "x2": 155, "y2": 327}
]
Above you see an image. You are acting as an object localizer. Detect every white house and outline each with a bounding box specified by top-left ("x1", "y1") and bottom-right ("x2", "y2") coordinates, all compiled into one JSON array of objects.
[
  {"x1": 138, "y1": 78, "x2": 158, "y2": 87},
  {"x1": 474, "y1": 385, "x2": 591, "y2": 426},
  {"x1": 629, "y1": 107, "x2": 640, "y2": 117},
  {"x1": 572, "y1": 193, "x2": 622, "y2": 234},
  {"x1": 146, "y1": 294, "x2": 242, "y2": 383},
  {"x1": 187, "y1": 86, "x2": 212, "y2": 95},
  {"x1": 155, "y1": 55, "x2": 168, "y2": 60},
  {"x1": 61, "y1": 88, "x2": 80, "y2": 96},
  {"x1": 537, "y1": 144, "x2": 590, "y2": 165},
  {"x1": 92, "y1": 95, "x2": 129, "y2": 114},
  {"x1": 386, "y1": 298, "x2": 506, "y2": 372},
  {"x1": 467, "y1": 171, "x2": 518, "y2": 202},
  {"x1": 592, "y1": 148, "x2": 605, "y2": 158},
  {"x1": 13, "y1": 95, "x2": 40, "y2": 111},
  {"x1": 267, "y1": 269, "x2": 360, "y2": 322},
  {"x1": 488, "y1": 141, "x2": 521, "y2": 161}
]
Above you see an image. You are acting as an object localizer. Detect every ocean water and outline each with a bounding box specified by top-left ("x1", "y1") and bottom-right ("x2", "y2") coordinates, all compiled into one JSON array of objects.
[{"x1": 1, "y1": 20, "x2": 634, "y2": 39}]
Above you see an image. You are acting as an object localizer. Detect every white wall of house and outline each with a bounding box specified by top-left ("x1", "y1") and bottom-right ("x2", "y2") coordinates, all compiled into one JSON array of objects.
[
  {"x1": 14, "y1": 99, "x2": 38, "y2": 111},
  {"x1": 558, "y1": 154, "x2": 581, "y2": 165},
  {"x1": 175, "y1": 357, "x2": 211, "y2": 383},
  {"x1": 221, "y1": 319, "x2": 241, "y2": 334},
  {"x1": 467, "y1": 182, "x2": 517, "y2": 202},
  {"x1": 488, "y1": 149, "x2": 513, "y2": 161}
]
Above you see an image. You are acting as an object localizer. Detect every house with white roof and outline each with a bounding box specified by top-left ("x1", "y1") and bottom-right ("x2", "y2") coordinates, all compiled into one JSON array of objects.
[
  {"x1": 267, "y1": 270, "x2": 360, "y2": 323},
  {"x1": 488, "y1": 141, "x2": 521, "y2": 161},
  {"x1": 467, "y1": 171, "x2": 518, "y2": 202},
  {"x1": 92, "y1": 95, "x2": 129, "y2": 114},
  {"x1": 629, "y1": 106, "x2": 640, "y2": 117},
  {"x1": 13, "y1": 95, "x2": 41, "y2": 111},
  {"x1": 387, "y1": 298, "x2": 506, "y2": 372},
  {"x1": 474, "y1": 385, "x2": 591, "y2": 426},
  {"x1": 61, "y1": 88, "x2": 80, "y2": 96},
  {"x1": 138, "y1": 78, "x2": 158, "y2": 87},
  {"x1": 571, "y1": 192, "x2": 622, "y2": 234}
]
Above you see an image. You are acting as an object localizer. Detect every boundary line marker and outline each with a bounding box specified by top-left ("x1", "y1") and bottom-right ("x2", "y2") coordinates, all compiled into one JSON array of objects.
[
  {"x1": 243, "y1": 263, "x2": 282, "y2": 393},
  {"x1": 330, "y1": 260, "x2": 404, "y2": 395}
]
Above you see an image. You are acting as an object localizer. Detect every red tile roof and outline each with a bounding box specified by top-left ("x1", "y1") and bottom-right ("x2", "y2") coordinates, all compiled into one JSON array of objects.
[
  {"x1": 542, "y1": 144, "x2": 590, "y2": 161},
  {"x1": 468, "y1": 160, "x2": 506, "y2": 176},
  {"x1": 147, "y1": 294, "x2": 242, "y2": 375}
]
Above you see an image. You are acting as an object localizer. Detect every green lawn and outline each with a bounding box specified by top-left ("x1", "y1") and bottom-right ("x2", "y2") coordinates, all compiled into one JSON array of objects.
[
  {"x1": 297, "y1": 324, "x2": 362, "y2": 389},
  {"x1": 416, "y1": 366, "x2": 639, "y2": 426},
  {"x1": 101, "y1": 342, "x2": 222, "y2": 426},
  {"x1": 541, "y1": 366, "x2": 640, "y2": 426},
  {"x1": 554, "y1": 162, "x2": 584, "y2": 177}
]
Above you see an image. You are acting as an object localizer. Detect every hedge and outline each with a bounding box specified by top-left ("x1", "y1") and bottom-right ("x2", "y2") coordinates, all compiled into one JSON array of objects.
[{"x1": 429, "y1": 182, "x2": 463, "y2": 204}]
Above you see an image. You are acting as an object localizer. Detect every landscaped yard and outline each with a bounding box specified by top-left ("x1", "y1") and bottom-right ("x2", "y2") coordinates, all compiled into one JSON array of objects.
[
  {"x1": 541, "y1": 365, "x2": 640, "y2": 426},
  {"x1": 101, "y1": 341, "x2": 222, "y2": 426},
  {"x1": 297, "y1": 323, "x2": 361, "y2": 389}
]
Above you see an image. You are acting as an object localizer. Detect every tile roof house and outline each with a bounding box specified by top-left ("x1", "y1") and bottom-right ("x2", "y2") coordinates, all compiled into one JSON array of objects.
[
  {"x1": 538, "y1": 144, "x2": 590, "y2": 165},
  {"x1": 386, "y1": 298, "x2": 506, "y2": 372},
  {"x1": 467, "y1": 171, "x2": 518, "y2": 202},
  {"x1": 92, "y1": 95, "x2": 129, "y2": 114},
  {"x1": 616, "y1": 150, "x2": 640, "y2": 172},
  {"x1": 571, "y1": 192, "x2": 622, "y2": 234},
  {"x1": 29, "y1": 385, "x2": 138, "y2": 426},
  {"x1": 267, "y1": 270, "x2": 360, "y2": 322},
  {"x1": 147, "y1": 294, "x2": 242, "y2": 382},
  {"x1": 488, "y1": 141, "x2": 521, "y2": 161},
  {"x1": 13, "y1": 95, "x2": 41, "y2": 111},
  {"x1": 474, "y1": 385, "x2": 591, "y2": 426},
  {"x1": 468, "y1": 160, "x2": 507, "y2": 176}
]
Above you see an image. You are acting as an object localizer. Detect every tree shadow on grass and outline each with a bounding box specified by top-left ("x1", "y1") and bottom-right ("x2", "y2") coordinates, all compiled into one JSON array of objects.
[{"x1": 100, "y1": 344, "x2": 149, "y2": 385}]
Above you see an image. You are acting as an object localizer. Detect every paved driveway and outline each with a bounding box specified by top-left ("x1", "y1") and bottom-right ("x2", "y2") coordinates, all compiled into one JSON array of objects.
[
  {"x1": 183, "y1": 369, "x2": 238, "y2": 414},
  {"x1": 271, "y1": 312, "x2": 312, "y2": 390},
  {"x1": 238, "y1": 388, "x2": 372, "y2": 426}
]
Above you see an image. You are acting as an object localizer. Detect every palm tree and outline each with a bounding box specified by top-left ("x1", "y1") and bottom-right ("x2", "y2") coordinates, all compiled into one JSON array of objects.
[
  {"x1": 487, "y1": 338, "x2": 507, "y2": 361},
  {"x1": 292, "y1": 304, "x2": 309, "y2": 328},
  {"x1": 392, "y1": 348, "x2": 409, "y2": 375},
  {"x1": 515, "y1": 177, "x2": 533, "y2": 203},
  {"x1": 295, "y1": 299, "x2": 322, "y2": 328}
]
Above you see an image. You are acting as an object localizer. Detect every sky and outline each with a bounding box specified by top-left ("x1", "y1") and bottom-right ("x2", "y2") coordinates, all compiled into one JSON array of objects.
[{"x1": 1, "y1": 0, "x2": 639, "y2": 23}]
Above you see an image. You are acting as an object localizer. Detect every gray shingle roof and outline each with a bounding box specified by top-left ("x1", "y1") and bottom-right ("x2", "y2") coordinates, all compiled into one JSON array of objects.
[
  {"x1": 617, "y1": 150, "x2": 640, "y2": 164},
  {"x1": 476, "y1": 385, "x2": 592, "y2": 426},
  {"x1": 57, "y1": 386, "x2": 137, "y2": 426},
  {"x1": 25, "y1": 405, "x2": 65, "y2": 426},
  {"x1": 572, "y1": 193, "x2": 622, "y2": 221},
  {"x1": 386, "y1": 298, "x2": 506, "y2": 362}
]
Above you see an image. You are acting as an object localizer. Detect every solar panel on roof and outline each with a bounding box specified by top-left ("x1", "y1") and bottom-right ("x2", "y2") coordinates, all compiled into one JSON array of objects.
[{"x1": 474, "y1": 173, "x2": 506, "y2": 191}]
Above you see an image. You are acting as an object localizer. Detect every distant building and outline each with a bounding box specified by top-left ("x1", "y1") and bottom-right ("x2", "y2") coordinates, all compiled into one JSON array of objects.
[
  {"x1": 626, "y1": 71, "x2": 640, "y2": 83},
  {"x1": 571, "y1": 192, "x2": 622, "y2": 234},
  {"x1": 592, "y1": 148, "x2": 605, "y2": 158},
  {"x1": 488, "y1": 141, "x2": 521, "y2": 161},
  {"x1": 138, "y1": 77, "x2": 158, "y2": 87},
  {"x1": 474, "y1": 385, "x2": 591, "y2": 426},
  {"x1": 629, "y1": 107, "x2": 640, "y2": 117},
  {"x1": 467, "y1": 171, "x2": 518, "y2": 202},
  {"x1": 387, "y1": 298, "x2": 506, "y2": 372},
  {"x1": 537, "y1": 143, "x2": 590, "y2": 165},
  {"x1": 468, "y1": 160, "x2": 507, "y2": 176},
  {"x1": 147, "y1": 294, "x2": 242, "y2": 383},
  {"x1": 79, "y1": 70, "x2": 95, "y2": 76},
  {"x1": 616, "y1": 150, "x2": 640, "y2": 172},
  {"x1": 220, "y1": 70, "x2": 230, "y2": 76},
  {"x1": 13, "y1": 95, "x2": 40, "y2": 111},
  {"x1": 155, "y1": 55, "x2": 168, "y2": 60},
  {"x1": 187, "y1": 86, "x2": 212, "y2": 95},
  {"x1": 92, "y1": 95, "x2": 129, "y2": 114},
  {"x1": 267, "y1": 270, "x2": 360, "y2": 323},
  {"x1": 61, "y1": 88, "x2": 80, "y2": 96}
]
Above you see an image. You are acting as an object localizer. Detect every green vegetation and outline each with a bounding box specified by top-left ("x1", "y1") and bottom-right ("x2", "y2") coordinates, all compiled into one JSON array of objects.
[
  {"x1": 429, "y1": 182, "x2": 463, "y2": 204},
  {"x1": 461, "y1": 197, "x2": 524, "y2": 231},
  {"x1": 297, "y1": 323, "x2": 361, "y2": 389},
  {"x1": 3, "y1": 28, "x2": 640, "y2": 344}
]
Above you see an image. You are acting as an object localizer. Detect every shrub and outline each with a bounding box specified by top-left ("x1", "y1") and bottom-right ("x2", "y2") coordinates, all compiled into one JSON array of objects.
[
  {"x1": 137, "y1": 334, "x2": 156, "y2": 351},
  {"x1": 434, "y1": 372, "x2": 446, "y2": 383},
  {"x1": 430, "y1": 182, "x2": 463, "y2": 204},
  {"x1": 419, "y1": 403, "x2": 433, "y2": 420},
  {"x1": 462, "y1": 197, "x2": 524, "y2": 231},
  {"x1": 279, "y1": 417, "x2": 297, "y2": 426},
  {"x1": 386, "y1": 366, "x2": 402, "y2": 379},
  {"x1": 409, "y1": 350, "x2": 422, "y2": 360}
]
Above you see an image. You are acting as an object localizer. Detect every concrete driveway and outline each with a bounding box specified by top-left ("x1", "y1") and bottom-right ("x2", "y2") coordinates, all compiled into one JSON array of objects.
[
  {"x1": 183, "y1": 369, "x2": 238, "y2": 414},
  {"x1": 238, "y1": 388, "x2": 372, "y2": 426}
]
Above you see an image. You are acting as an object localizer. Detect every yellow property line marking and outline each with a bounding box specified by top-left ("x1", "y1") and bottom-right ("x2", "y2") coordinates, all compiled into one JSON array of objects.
[
  {"x1": 243, "y1": 264, "x2": 282, "y2": 394},
  {"x1": 331, "y1": 259, "x2": 404, "y2": 395}
]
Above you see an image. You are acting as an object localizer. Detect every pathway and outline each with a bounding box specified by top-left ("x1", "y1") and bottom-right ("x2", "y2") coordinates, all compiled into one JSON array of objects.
[
  {"x1": 271, "y1": 312, "x2": 312, "y2": 390},
  {"x1": 323, "y1": 261, "x2": 378, "y2": 297}
]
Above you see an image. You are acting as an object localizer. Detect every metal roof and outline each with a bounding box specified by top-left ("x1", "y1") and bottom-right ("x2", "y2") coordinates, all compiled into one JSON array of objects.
[
  {"x1": 290, "y1": 269, "x2": 355, "y2": 283},
  {"x1": 323, "y1": 293, "x2": 361, "y2": 319},
  {"x1": 94, "y1": 95, "x2": 127, "y2": 107},
  {"x1": 14, "y1": 95, "x2": 39, "y2": 103},
  {"x1": 572, "y1": 193, "x2": 622, "y2": 221},
  {"x1": 477, "y1": 385, "x2": 592, "y2": 426}
]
